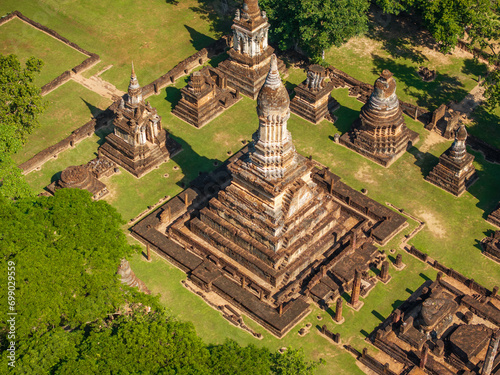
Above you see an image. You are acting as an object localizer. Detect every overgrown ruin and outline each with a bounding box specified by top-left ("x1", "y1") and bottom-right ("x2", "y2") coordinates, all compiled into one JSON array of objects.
[{"x1": 340, "y1": 70, "x2": 419, "y2": 167}]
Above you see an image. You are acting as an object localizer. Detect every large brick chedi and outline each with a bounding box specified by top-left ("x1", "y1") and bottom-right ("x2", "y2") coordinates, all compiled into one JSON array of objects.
[
  {"x1": 217, "y1": 0, "x2": 285, "y2": 99},
  {"x1": 290, "y1": 64, "x2": 339, "y2": 124},
  {"x1": 132, "y1": 57, "x2": 408, "y2": 338},
  {"x1": 99, "y1": 65, "x2": 180, "y2": 178},
  {"x1": 426, "y1": 124, "x2": 477, "y2": 196},
  {"x1": 340, "y1": 70, "x2": 419, "y2": 167}
]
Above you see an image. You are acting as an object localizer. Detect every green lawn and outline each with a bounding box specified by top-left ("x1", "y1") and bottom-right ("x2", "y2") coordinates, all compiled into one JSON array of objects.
[
  {"x1": 0, "y1": 17, "x2": 87, "y2": 86},
  {"x1": 0, "y1": 0, "x2": 222, "y2": 91},
  {"x1": 12, "y1": 81, "x2": 111, "y2": 165},
  {"x1": 24, "y1": 133, "x2": 102, "y2": 193}
]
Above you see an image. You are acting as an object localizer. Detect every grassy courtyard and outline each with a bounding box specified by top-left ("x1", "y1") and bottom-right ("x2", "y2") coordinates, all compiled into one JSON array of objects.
[
  {"x1": 12, "y1": 81, "x2": 112, "y2": 165},
  {"x1": 0, "y1": 17, "x2": 87, "y2": 86},
  {"x1": 0, "y1": 0, "x2": 222, "y2": 91}
]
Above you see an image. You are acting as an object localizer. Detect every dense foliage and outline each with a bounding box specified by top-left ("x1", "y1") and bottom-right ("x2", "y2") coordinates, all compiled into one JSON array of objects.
[
  {"x1": 374, "y1": 0, "x2": 500, "y2": 55},
  {"x1": 260, "y1": 0, "x2": 370, "y2": 61},
  {"x1": 0, "y1": 190, "x2": 322, "y2": 374},
  {"x1": 0, "y1": 54, "x2": 45, "y2": 199}
]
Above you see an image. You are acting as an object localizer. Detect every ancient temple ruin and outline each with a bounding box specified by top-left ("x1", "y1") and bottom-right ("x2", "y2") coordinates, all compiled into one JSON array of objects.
[
  {"x1": 132, "y1": 57, "x2": 408, "y2": 337},
  {"x1": 481, "y1": 231, "x2": 500, "y2": 263},
  {"x1": 290, "y1": 64, "x2": 339, "y2": 124},
  {"x1": 426, "y1": 124, "x2": 478, "y2": 196},
  {"x1": 488, "y1": 206, "x2": 500, "y2": 228},
  {"x1": 172, "y1": 66, "x2": 241, "y2": 128},
  {"x1": 217, "y1": 0, "x2": 286, "y2": 99},
  {"x1": 367, "y1": 273, "x2": 500, "y2": 375},
  {"x1": 117, "y1": 259, "x2": 151, "y2": 294},
  {"x1": 99, "y1": 64, "x2": 181, "y2": 178},
  {"x1": 340, "y1": 70, "x2": 419, "y2": 167}
]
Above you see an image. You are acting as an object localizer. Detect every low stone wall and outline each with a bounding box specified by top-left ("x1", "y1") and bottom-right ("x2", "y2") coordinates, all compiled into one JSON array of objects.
[
  {"x1": 457, "y1": 39, "x2": 500, "y2": 68},
  {"x1": 326, "y1": 65, "x2": 428, "y2": 119},
  {"x1": 344, "y1": 345, "x2": 399, "y2": 375},
  {"x1": 40, "y1": 70, "x2": 72, "y2": 95},
  {"x1": 142, "y1": 36, "x2": 229, "y2": 98},
  {"x1": 1, "y1": 11, "x2": 100, "y2": 96},
  {"x1": 405, "y1": 245, "x2": 498, "y2": 299},
  {"x1": 19, "y1": 107, "x2": 115, "y2": 174}
]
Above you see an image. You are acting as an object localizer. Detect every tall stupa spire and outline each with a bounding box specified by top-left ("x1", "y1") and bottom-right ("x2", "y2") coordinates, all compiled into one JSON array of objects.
[
  {"x1": 449, "y1": 124, "x2": 468, "y2": 162},
  {"x1": 127, "y1": 62, "x2": 143, "y2": 107},
  {"x1": 250, "y1": 55, "x2": 297, "y2": 180}
]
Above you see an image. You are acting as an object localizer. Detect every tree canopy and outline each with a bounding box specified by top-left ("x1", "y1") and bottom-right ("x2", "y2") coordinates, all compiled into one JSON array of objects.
[
  {"x1": 260, "y1": 0, "x2": 370, "y2": 61},
  {"x1": 0, "y1": 54, "x2": 45, "y2": 199}
]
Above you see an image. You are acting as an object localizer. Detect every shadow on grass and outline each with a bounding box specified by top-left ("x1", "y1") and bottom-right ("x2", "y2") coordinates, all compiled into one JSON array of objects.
[
  {"x1": 371, "y1": 55, "x2": 469, "y2": 110},
  {"x1": 406, "y1": 145, "x2": 439, "y2": 177},
  {"x1": 372, "y1": 310, "x2": 385, "y2": 322},
  {"x1": 469, "y1": 106, "x2": 500, "y2": 150},
  {"x1": 169, "y1": 133, "x2": 221, "y2": 189},
  {"x1": 360, "y1": 329, "x2": 370, "y2": 338},
  {"x1": 462, "y1": 58, "x2": 488, "y2": 79},
  {"x1": 188, "y1": 1, "x2": 235, "y2": 35},
  {"x1": 81, "y1": 98, "x2": 103, "y2": 117},
  {"x1": 467, "y1": 150, "x2": 500, "y2": 217},
  {"x1": 51, "y1": 171, "x2": 62, "y2": 183},
  {"x1": 369, "y1": 5, "x2": 434, "y2": 65},
  {"x1": 391, "y1": 300, "x2": 405, "y2": 310},
  {"x1": 209, "y1": 52, "x2": 228, "y2": 68},
  {"x1": 419, "y1": 273, "x2": 431, "y2": 281},
  {"x1": 184, "y1": 25, "x2": 217, "y2": 51},
  {"x1": 331, "y1": 105, "x2": 359, "y2": 134},
  {"x1": 164, "y1": 86, "x2": 182, "y2": 111}
]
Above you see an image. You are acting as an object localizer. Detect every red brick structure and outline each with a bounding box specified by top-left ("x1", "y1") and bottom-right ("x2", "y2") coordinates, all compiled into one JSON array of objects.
[
  {"x1": 426, "y1": 124, "x2": 478, "y2": 196},
  {"x1": 131, "y1": 58, "x2": 407, "y2": 338},
  {"x1": 172, "y1": 66, "x2": 241, "y2": 128},
  {"x1": 217, "y1": 0, "x2": 286, "y2": 99},
  {"x1": 45, "y1": 164, "x2": 109, "y2": 200},
  {"x1": 99, "y1": 65, "x2": 181, "y2": 178},
  {"x1": 340, "y1": 70, "x2": 419, "y2": 167},
  {"x1": 290, "y1": 64, "x2": 339, "y2": 124},
  {"x1": 368, "y1": 274, "x2": 500, "y2": 375},
  {"x1": 488, "y1": 207, "x2": 500, "y2": 228},
  {"x1": 481, "y1": 231, "x2": 500, "y2": 263}
]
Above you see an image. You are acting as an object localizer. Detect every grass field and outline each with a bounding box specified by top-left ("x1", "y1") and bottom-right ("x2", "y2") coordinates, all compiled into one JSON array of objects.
[
  {"x1": 12, "y1": 81, "x2": 112, "y2": 165},
  {"x1": 0, "y1": 17, "x2": 87, "y2": 86},
  {"x1": 0, "y1": 0, "x2": 222, "y2": 92}
]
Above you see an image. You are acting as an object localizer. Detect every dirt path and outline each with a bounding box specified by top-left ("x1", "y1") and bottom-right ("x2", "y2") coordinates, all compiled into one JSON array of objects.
[
  {"x1": 450, "y1": 83, "x2": 485, "y2": 115},
  {"x1": 72, "y1": 73, "x2": 125, "y2": 100}
]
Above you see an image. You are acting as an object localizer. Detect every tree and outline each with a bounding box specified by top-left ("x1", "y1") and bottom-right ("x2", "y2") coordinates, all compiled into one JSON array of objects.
[
  {"x1": 0, "y1": 54, "x2": 45, "y2": 199},
  {"x1": 271, "y1": 347, "x2": 324, "y2": 375},
  {"x1": 374, "y1": 0, "x2": 499, "y2": 55},
  {"x1": 260, "y1": 0, "x2": 370, "y2": 61}
]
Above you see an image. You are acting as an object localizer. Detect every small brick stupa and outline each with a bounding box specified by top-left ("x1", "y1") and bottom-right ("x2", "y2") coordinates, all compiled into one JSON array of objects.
[
  {"x1": 340, "y1": 70, "x2": 419, "y2": 167},
  {"x1": 426, "y1": 124, "x2": 477, "y2": 196},
  {"x1": 217, "y1": 0, "x2": 286, "y2": 99},
  {"x1": 172, "y1": 66, "x2": 241, "y2": 128},
  {"x1": 46, "y1": 164, "x2": 108, "y2": 200},
  {"x1": 99, "y1": 64, "x2": 181, "y2": 178},
  {"x1": 290, "y1": 64, "x2": 339, "y2": 124}
]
